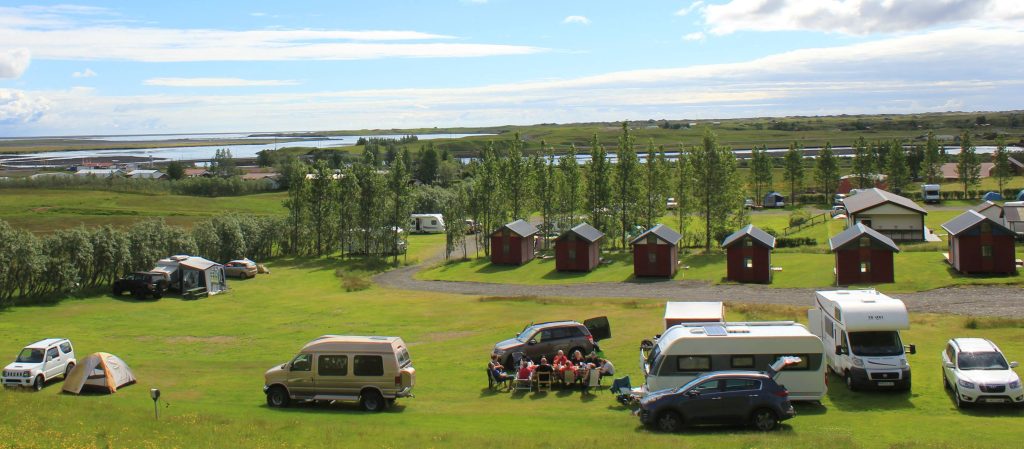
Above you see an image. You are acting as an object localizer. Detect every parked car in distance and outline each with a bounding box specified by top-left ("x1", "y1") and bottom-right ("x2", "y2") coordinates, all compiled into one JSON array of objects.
[
  {"x1": 464, "y1": 219, "x2": 481, "y2": 234},
  {"x1": 111, "y1": 271, "x2": 168, "y2": 299},
  {"x1": 3, "y1": 338, "x2": 76, "y2": 391},
  {"x1": 637, "y1": 371, "x2": 795, "y2": 432},
  {"x1": 666, "y1": 197, "x2": 678, "y2": 210},
  {"x1": 942, "y1": 338, "x2": 1023, "y2": 408},
  {"x1": 224, "y1": 259, "x2": 258, "y2": 279},
  {"x1": 492, "y1": 317, "x2": 610, "y2": 368},
  {"x1": 264, "y1": 335, "x2": 415, "y2": 412}
]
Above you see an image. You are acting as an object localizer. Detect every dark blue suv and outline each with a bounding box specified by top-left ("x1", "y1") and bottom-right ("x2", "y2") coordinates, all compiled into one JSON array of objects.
[{"x1": 637, "y1": 371, "x2": 795, "y2": 432}]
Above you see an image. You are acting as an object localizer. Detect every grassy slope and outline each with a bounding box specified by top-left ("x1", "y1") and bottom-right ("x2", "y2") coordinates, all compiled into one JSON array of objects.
[
  {"x1": 0, "y1": 189, "x2": 287, "y2": 233},
  {"x1": 1, "y1": 253, "x2": 1023, "y2": 448}
]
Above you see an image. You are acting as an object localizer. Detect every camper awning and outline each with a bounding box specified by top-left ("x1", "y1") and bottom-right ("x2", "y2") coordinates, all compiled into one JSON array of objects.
[{"x1": 180, "y1": 257, "x2": 219, "y2": 270}]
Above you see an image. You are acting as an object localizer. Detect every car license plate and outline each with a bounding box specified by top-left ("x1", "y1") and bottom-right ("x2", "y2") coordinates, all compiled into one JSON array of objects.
[
  {"x1": 877, "y1": 381, "x2": 895, "y2": 386},
  {"x1": 985, "y1": 398, "x2": 1008, "y2": 403}
]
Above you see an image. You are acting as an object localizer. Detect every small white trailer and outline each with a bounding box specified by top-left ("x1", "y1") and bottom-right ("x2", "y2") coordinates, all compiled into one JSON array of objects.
[
  {"x1": 922, "y1": 184, "x2": 941, "y2": 203},
  {"x1": 409, "y1": 214, "x2": 445, "y2": 234},
  {"x1": 639, "y1": 321, "x2": 827, "y2": 401},
  {"x1": 808, "y1": 289, "x2": 916, "y2": 391},
  {"x1": 663, "y1": 302, "x2": 724, "y2": 329}
]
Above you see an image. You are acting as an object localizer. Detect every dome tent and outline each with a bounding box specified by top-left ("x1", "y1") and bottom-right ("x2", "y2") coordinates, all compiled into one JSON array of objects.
[{"x1": 62, "y1": 352, "x2": 136, "y2": 394}]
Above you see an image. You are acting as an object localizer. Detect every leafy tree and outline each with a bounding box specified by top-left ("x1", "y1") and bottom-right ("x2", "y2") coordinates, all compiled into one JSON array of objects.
[
  {"x1": 885, "y1": 140, "x2": 910, "y2": 193},
  {"x1": 533, "y1": 142, "x2": 558, "y2": 248},
  {"x1": 473, "y1": 143, "x2": 502, "y2": 256},
  {"x1": 282, "y1": 160, "x2": 310, "y2": 255},
  {"x1": 690, "y1": 129, "x2": 743, "y2": 252},
  {"x1": 209, "y1": 148, "x2": 240, "y2": 178},
  {"x1": 852, "y1": 136, "x2": 874, "y2": 189},
  {"x1": 355, "y1": 151, "x2": 386, "y2": 255},
  {"x1": 387, "y1": 150, "x2": 413, "y2": 264},
  {"x1": 585, "y1": 134, "x2": 614, "y2": 236},
  {"x1": 441, "y1": 185, "x2": 469, "y2": 260},
  {"x1": 674, "y1": 149, "x2": 693, "y2": 239},
  {"x1": 614, "y1": 122, "x2": 642, "y2": 248},
  {"x1": 815, "y1": 142, "x2": 840, "y2": 199},
  {"x1": 992, "y1": 137, "x2": 1013, "y2": 194},
  {"x1": 502, "y1": 133, "x2": 532, "y2": 220},
  {"x1": 166, "y1": 161, "x2": 185, "y2": 180},
  {"x1": 308, "y1": 160, "x2": 338, "y2": 256},
  {"x1": 640, "y1": 141, "x2": 669, "y2": 229},
  {"x1": 415, "y1": 143, "x2": 440, "y2": 185},
  {"x1": 88, "y1": 225, "x2": 130, "y2": 287},
  {"x1": 749, "y1": 145, "x2": 773, "y2": 206},
  {"x1": 337, "y1": 165, "x2": 360, "y2": 258},
  {"x1": 922, "y1": 131, "x2": 943, "y2": 184},
  {"x1": 956, "y1": 131, "x2": 981, "y2": 196},
  {"x1": 783, "y1": 142, "x2": 804, "y2": 205},
  {"x1": 557, "y1": 144, "x2": 583, "y2": 227}
]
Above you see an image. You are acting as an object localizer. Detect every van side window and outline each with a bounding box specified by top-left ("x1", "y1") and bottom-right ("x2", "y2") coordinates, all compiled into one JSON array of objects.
[
  {"x1": 731, "y1": 355, "x2": 755, "y2": 369},
  {"x1": 291, "y1": 354, "x2": 312, "y2": 371},
  {"x1": 676, "y1": 356, "x2": 711, "y2": 372},
  {"x1": 354, "y1": 355, "x2": 384, "y2": 376},
  {"x1": 318, "y1": 355, "x2": 348, "y2": 376},
  {"x1": 59, "y1": 342, "x2": 73, "y2": 354},
  {"x1": 47, "y1": 347, "x2": 59, "y2": 360}
]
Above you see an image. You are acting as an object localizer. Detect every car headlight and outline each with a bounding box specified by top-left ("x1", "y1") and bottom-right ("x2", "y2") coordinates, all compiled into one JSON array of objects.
[
  {"x1": 851, "y1": 357, "x2": 864, "y2": 368},
  {"x1": 899, "y1": 358, "x2": 909, "y2": 369},
  {"x1": 1009, "y1": 380, "x2": 1021, "y2": 389},
  {"x1": 957, "y1": 379, "x2": 976, "y2": 389}
]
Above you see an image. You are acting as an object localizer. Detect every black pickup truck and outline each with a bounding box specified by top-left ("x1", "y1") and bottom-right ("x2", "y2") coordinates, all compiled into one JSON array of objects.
[{"x1": 111, "y1": 272, "x2": 169, "y2": 299}]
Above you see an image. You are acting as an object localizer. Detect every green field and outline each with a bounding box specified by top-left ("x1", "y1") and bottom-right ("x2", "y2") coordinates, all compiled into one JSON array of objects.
[
  {"x1": 0, "y1": 189, "x2": 287, "y2": 233},
  {"x1": 2, "y1": 251, "x2": 1023, "y2": 448}
]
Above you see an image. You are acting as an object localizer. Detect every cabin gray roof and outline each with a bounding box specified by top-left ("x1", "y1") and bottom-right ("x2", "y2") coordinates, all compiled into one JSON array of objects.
[
  {"x1": 829, "y1": 223, "x2": 900, "y2": 252},
  {"x1": 557, "y1": 222, "x2": 604, "y2": 243},
  {"x1": 971, "y1": 201, "x2": 1001, "y2": 214},
  {"x1": 496, "y1": 219, "x2": 539, "y2": 237},
  {"x1": 942, "y1": 210, "x2": 1013, "y2": 236},
  {"x1": 630, "y1": 224, "x2": 682, "y2": 246},
  {"x1": 842, "y1": 188, "x2": 927, "y2": 215},
  {"x1": 721, "y1": 224, "x2": 776, "y2": 249}
]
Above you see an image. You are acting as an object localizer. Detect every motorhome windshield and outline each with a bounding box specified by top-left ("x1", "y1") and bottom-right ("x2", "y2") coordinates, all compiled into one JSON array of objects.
[
  {"x1": 958, "y1": 352, "x2": 1009, "y2": 370},
  {"x1": 849, "y1": 331, "x2": 904, "y2": 356},
  {"x1": 16, "y1": 348, "x2": 44, "y2": 363},
  {"x1": 646, "y1": 344, "x2": 662, "y2": 369}
]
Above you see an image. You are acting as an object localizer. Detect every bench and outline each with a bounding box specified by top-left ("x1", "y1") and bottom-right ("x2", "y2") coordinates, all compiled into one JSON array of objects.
[{"x1": 183, "y1": 287, "x2": 208, "y2": 300}]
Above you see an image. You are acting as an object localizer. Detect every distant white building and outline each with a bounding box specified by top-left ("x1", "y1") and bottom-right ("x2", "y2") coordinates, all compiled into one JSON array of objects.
[
  {"x1": 127, "y1": 169, "x2": 167, "y2": 180},
  {"x1": 74, "y1": 168, "x2": 123, "y2": 178}
]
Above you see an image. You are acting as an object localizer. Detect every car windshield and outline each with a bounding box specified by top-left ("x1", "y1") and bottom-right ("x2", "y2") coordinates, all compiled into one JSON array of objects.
[
  {"x1": 849, "y1": 331, "x2": 904, "y2": 356},
  {"x1": 16, "y1": 348, "x2": 44, "y2": 363},
  {"x1": 958, "y1": 352, "x2": 1009, "y2": 370},
  {"x1": 516, "y1": 326, "x2": 539, "y2": 343}
]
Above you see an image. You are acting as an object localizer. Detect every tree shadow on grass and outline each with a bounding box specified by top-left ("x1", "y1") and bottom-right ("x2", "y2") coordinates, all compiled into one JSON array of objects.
[
  {"x1": 270, "y1": 255, "x2": 390, "y2": 274},
  {"x1": 258, "y1": 401, "x2": 408, "y2": 415}
]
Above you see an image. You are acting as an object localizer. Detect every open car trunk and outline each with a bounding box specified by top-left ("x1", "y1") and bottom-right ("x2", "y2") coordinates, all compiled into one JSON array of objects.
[{"x1": 584, "y1": 316, "x2": 611, "y2": 341}]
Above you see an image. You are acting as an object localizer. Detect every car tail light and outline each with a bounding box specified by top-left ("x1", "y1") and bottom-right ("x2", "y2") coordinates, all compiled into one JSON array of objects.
[
  {"x1": 587, "y1": 334, "x2": 594, "y2": 343},
  {"x1": 774, "y1": 390, "x2": 789, "y2": 398},
  {"x1": 395, "y1": 375, "x2": 402, "y2": 386}
]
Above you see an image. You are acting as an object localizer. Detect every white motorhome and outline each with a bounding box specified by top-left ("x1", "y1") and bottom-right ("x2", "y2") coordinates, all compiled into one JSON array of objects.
[
  {"x1": 639, "y1": 322, "x2": 826, "y2": 401},
  {"x1": 922, "y1": 184, "x2": 941, "y2": 203},
  {"x1": 809, "y1": 290, "x2": 916, "y2": 391},
  {"x1": 409, "y1": 214, "x2": 445, "y2": 234}
]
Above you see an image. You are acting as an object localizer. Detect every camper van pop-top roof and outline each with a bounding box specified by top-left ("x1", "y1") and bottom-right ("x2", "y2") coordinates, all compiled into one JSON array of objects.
[{"x1": 814, "y1": 290, "x2": 909, "y2": 332}]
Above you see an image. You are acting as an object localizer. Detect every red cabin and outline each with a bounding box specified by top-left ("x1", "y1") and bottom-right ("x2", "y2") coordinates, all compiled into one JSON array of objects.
[
  {"x1": 554, "y1": 223, "x2": 604, "y2": 272},
  {"x1": 829, "y1": 223, "x2": 899, "y2": 285},
  {"x1": 630, "y1": 224, "x2": 682, "y2": 278},
  {"x1": 941, "y1": 210, "x2": 1017, "y2": 275},
  {"x1": 721, "y1": 224, "x2": 776, "y2": 283},
  {"x1": 490, "y1": 219, "x2": 539, "y2": 265}
]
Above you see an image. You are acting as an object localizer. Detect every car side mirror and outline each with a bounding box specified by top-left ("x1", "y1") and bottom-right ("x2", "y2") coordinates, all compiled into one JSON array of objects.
[
  {"x1": 943, "y1": 362, "x2": 955, "y2": 369},
  {"x1": 907, "y1": 344, "x2": 917, "y2": 355},
  {"x1": 835, "y1": 345, "x2": 846, "y2": 356},
  {"x1": 527, "y1": 339, "x2": 536, "y2": 346},
  {"x1": 1011, "y1": 361, "x2": 1020, "y2": 369}
]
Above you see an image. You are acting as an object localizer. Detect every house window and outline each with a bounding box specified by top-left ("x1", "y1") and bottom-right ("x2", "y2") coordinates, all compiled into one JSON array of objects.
[
  {"x1": 647, "y1": 235, "x2": 658, "y2": 245},
  {"x1": 568, "y1": 248, "x2": 577, "y2": 260},
  {"x1": 860, "y1": 261, "x2": 871, "y2": 273},
  {"x1": 744, "y1": 238, "x2": 753, "y2": 247},
  {"x1": 648, "y1": 252, "x2": 657, "y2": 264},
  {"x1": 981, "y1": 245, "x2": 992, "y2": 258},
  {"x1": 858, "y1": 237, "x2": 870, "y2": 248},
  {"x1": 980, "y1": 222, "x2": 991, "y2": 234},
  {"x1": 744, "y1": 257, "x2": 753, "y2": 269}
]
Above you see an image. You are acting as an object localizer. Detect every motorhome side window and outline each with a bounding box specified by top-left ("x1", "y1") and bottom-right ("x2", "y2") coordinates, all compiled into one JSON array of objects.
[
  {"x1": 824, "y1": 318, "x2": 834, "y2": 338},
  {"x1": 318, "y1": 355, "x2": 348, "y2": 376},
  {"x1": 676, "y1": 356, "x2": 711, "y2": 372},
  {"x1": 731, "y1": 355, "x2": 755, "y2": 369},
  {"x1": 354, "y1": 355, "x2": 384, "y2": 376},
  {"x1": 291, "y1": 354, "x2": 312, "y2": 371},
  {"x1": 774, "y1": 354, "x2": 810, "y2": 370}
]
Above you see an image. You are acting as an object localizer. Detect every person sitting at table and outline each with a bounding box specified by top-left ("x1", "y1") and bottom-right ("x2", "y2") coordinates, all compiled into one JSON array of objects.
[
  {"x1": 517, "y1": 359, "x2": 533, "y2": 381},
  {"x1": 488, "y1": 354, "x2": 505, "y2": 372},
  {"x1": 597, "y1": 358, "x2": 616, "y2": 379},
  {"x1": 535, "y1": 357, "x2": 553, "y2": 374},
  {"x1": 585, "y1": 351, "x2": 600, "y2": 367},
  {"x1": 490, "y1": 361, "x2": 513, "y2": 385},
  {"x1": 552, "y1": 350, "x2": 570, "y2": 368},
  {"x1": 572, "y1": 350, "x2": 586, "y2": 367}
]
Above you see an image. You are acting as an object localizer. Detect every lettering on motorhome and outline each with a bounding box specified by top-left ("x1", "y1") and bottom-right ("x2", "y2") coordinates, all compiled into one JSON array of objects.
[{"x1": 867, "y1": 315, "x2": 884, "y2": 321}]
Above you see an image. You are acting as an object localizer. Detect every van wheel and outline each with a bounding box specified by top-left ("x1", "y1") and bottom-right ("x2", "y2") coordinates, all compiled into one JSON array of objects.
[
  {"x1": 844, "y1": 371, "x2": 857, "y2": 391},
  {"x1": 752, "y1": 409, "x2": 778, "y2": 431},
  {"x1": 266, "y1": 386, "x2": 290, "y2": 408},
  {"x1": 33, "y1": 375, "x2": 44, "y2": 391},
  {"x1": 360, "y1": 390, "x2": 385, "y2": 412},
  {"x1": 656, "y1": 410, "x2": 683, "y2": 432},
  {"x1": 64, "y1": 363, "x2": 75, "y2": 379}
]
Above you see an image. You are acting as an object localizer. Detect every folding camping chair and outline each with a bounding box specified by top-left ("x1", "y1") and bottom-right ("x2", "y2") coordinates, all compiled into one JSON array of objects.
[
  {"x1": 609, "y1": 376, "x2": 637, "y2": 406},
  {"x1": 487, "y1": 368, "x2": 509, "y2": 391},
  {"x1": 582, "y1": 369, "x2": 601, "y2": 395},
  {"x1": 562, "y1": 369, "x2": 576, "y2": 387},
  {"x1": 535, "y1": 370, "x2": 552, "y2": 392},
  {"x1": 513, "y1": 370, "x2": 533, "y2": 393}
]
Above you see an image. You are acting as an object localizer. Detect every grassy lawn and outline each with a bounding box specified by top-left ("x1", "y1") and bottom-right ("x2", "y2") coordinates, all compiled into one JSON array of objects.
[
  {"x1": 1, "y1": 259, "x2": 1023, "y2": 448},
  {"x1": 0, "y1": 189, "x2": 287, "y2": 233}
]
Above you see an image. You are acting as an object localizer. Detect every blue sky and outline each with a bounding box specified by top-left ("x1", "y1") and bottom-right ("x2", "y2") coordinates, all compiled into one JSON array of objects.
[{"x1": 1, "y1": 0, "x2": 1023, "y2": 136}]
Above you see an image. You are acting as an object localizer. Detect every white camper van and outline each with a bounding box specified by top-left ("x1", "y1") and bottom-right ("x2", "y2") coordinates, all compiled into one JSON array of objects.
[
  {"x1": 922, "y1": 184, "x2": 941, "y2": 204},
  {"x1": 409, "y1": 214, "x2": 445, "y2": 234},
  {"x1": 809, "y1": 290, "x2": 916, "y2": 391},
  {"x1": 639, "y1": 322, "x2": 826, "y2": 401}
]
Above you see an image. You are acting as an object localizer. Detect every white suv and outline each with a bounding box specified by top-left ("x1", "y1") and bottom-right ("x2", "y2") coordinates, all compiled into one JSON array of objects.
[
  {"x1": 2, "y1": 339, "x2": 76, "y2": 391},
  {"x1": 942, "y1": 338, "x2": 1023, "y2": 408}
]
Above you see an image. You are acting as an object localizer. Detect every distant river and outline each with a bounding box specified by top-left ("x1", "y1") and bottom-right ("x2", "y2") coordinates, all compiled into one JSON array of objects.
[{"x1": 0, "y1": 133, "x2": 492, "y2": 167}]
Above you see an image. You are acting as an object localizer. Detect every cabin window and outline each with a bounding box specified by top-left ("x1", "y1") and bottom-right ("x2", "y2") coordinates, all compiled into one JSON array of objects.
[
  {"x1": 858, "y1": 236, "x2": 870, "y2": 248},
  {"x1": 647, "y1": 235, "x2": 658, "y2": 245},
  {"x1": 980, "y1": 222, "x2": 991, "y2": 234},
  {"x1": 568, "y1": 248, "x2": 577, "y2": 260},
  {"x1": 648, "y1": 252, "x2": 657, "y2": 264},
  {"x1": 774, "y1": 354, "x2": 810, "y2": 370},
  {"x1": 744, "y1": 257, "x2": 753, "y2": 269},
  {"x1": 744, "y1": 238, "x2": 753, "y2": 247},
  {"x1": 354, "y1": 355, "x2": 384, "y2": 376},
  {"x1": 676, "y1": 356, "x2": 711, "y2": 372},
  {"x1": 318, "y1": 355, "x2": 348, "y2": 376},
  {"x1": 860, "y1": 261, "x2": 871, "y2": 273},
  {"x1": 981, "y1": 245, "x2": 993, "y2": 257},
  {"x1": 731, "y1": 355, "x2": 755, "y2": 369},
  {"x1": 567, "y1": 233, "x2": 576, "y2": 242}
]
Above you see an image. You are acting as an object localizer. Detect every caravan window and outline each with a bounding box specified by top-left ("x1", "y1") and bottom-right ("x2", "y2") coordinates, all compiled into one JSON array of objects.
[
  {"x1": 773, "y1": 354, "x2": 810, "y2": 370},
  {"x1": 676, "y1": 356, "x2": 711, "y2": 372},
  {"x1": 731, "y1": 355, "x2": 755, "y2": 369}
]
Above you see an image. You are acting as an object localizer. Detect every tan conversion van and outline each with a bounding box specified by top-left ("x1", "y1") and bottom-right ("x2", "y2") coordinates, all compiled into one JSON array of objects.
[{"x1": 263, "y1": 335, "x2": 415, "y2": 411}]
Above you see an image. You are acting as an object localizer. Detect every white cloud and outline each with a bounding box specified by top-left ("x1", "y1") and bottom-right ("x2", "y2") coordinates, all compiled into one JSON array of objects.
[
  {"x1": 0, "y1": 7, "x2": 545, "y2": 62},
  {"x1": 0, "y1": 48, "x2": 30, "y2": 78},
  {"x1": 682, "y1": 32, "x2": 705, "y2": 41},
  {"x1": 143, "y1": 77, "x2": 300, "y2": 87},
  {"x1": 702, "y1": 0, "x2": 1024, "y2": 35},
  {"x1": 0, "y1": 89, "x2": 49, "y2": 125},
  {"x1": 71, "y1": 68, "x2": 97, "y2": 78},
  {"x1": 563, "y1": 15, "x2": 591, "y2": 25},
  {"x1": 675, "y1": 1, "x2": 704, "y2": 16}
]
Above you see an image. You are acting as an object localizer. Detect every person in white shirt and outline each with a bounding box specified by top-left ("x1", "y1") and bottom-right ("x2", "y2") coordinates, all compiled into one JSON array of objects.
[{"x1": 598, "y1": 358, "x2": 615, "y2": 378}]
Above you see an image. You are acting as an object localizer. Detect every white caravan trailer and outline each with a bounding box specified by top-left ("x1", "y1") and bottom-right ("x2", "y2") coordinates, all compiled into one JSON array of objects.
[
  {"x1": 663, "y1": 302, "x2": 723, "y2": 329},
  {"x1": 639, "y1": 322, "x2": 826, "y2": 401},
  {"x1": 808, "y1": 290, "x2": 916, "y2": 391},
  {"x1": 922, "y1": 184, "x2": 941, "y2": 204},
  {"x1": 409, "y1": 214, "x2": 445, "y2": 234}
]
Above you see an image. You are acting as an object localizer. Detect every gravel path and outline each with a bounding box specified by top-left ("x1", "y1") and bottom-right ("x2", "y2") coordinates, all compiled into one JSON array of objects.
[{"x1": 376, "y1": 238, "x2": 1024, "y2": 317}]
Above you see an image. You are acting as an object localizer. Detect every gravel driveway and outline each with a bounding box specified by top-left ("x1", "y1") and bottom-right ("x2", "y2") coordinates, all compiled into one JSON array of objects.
[{"x1": 377, "y1": 237, "x2": 1024, "y2": 317}]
